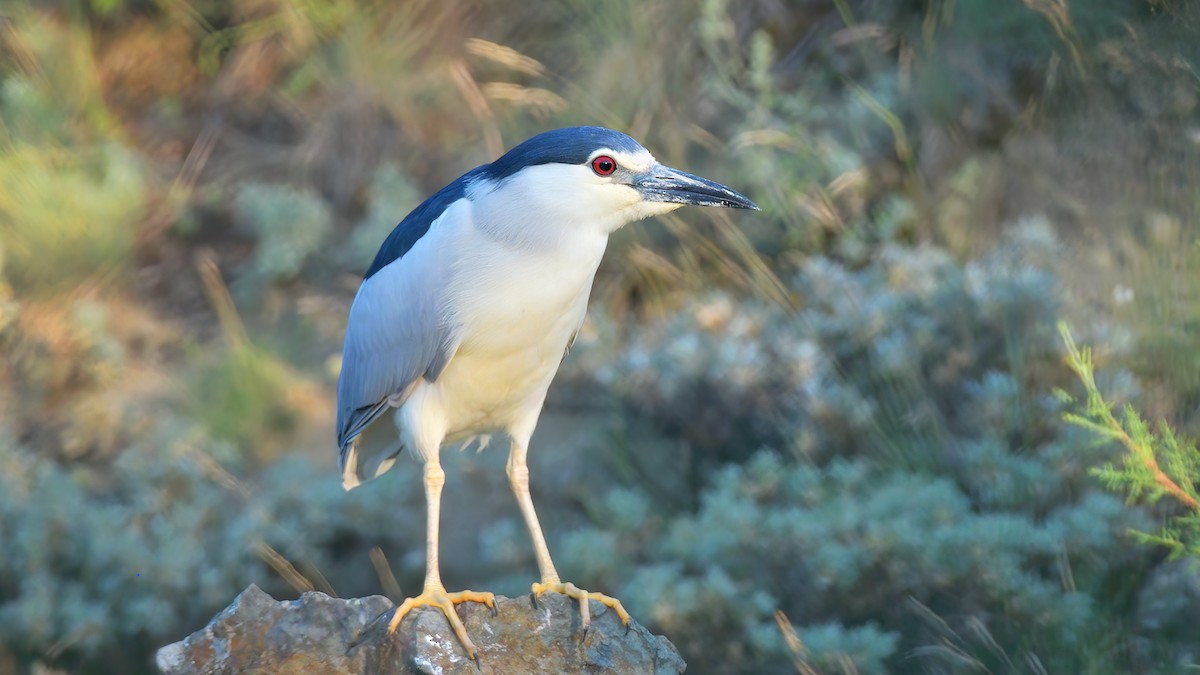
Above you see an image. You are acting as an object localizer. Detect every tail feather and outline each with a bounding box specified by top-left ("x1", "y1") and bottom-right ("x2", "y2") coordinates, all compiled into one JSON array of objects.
[{"x1": 339, "y1": 412, "x2": 404, "y2": 490}]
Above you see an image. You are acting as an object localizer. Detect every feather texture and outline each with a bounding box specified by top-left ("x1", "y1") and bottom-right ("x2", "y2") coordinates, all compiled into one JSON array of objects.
[{"x1": 337, "y1": 199, "x2": 470, "y2": 486}]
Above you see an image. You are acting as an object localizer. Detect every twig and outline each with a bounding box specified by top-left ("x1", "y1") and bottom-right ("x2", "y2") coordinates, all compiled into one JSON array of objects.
[{"x1": 1059, "y1": 322, "x2": 1200, "y2": 512}]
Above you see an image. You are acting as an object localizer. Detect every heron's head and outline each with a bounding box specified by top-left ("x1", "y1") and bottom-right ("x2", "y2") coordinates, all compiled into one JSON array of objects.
[{"x1": 471, "y1": 126, "x2": 758, "y2": 235}]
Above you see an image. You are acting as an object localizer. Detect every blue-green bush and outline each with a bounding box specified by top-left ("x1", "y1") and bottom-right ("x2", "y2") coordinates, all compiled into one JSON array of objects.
[
  {"x1": 346, "y1": 164, "x2": 422, "y2": 272},
  {"x1": 556, "y1": 225, "x2": 1173, "y2": 673},
  {"x1": 1, "y1": 2, "x2": 1197, "y2": 674},
  {"x1": 233, "y1": 183, "x2": 332, "y2": 288},
  {"x1": 0, "y1": 418, "x2": 424, "y2": 673}
]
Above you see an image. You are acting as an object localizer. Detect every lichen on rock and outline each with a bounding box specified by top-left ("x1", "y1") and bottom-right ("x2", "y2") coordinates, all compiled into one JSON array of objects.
[{"x1": 157, "y1": 585, "x2": 685, "y2": 674}]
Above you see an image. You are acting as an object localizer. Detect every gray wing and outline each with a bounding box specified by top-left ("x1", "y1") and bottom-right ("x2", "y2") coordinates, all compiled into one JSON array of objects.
[
  {"x1": 336, "y1": 200, "x2": 466, "y2": 488},
  {"x1": 336, "y1": 281, "x2": 451, "y2": 444}
]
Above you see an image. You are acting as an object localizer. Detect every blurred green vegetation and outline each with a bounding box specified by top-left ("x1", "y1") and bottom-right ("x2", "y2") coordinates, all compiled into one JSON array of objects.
[
  {"x1": 559, "y1": 226, "x2": 1162, "y2": 672},
  {"x1": 0, "y1": 0, "x2": 1198, "y2": 673}
]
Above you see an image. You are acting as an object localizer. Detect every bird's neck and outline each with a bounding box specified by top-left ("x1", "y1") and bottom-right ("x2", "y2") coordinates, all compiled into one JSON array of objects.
[{"x1": 468, "y1": 189, "x2": 615, "y2": 253}]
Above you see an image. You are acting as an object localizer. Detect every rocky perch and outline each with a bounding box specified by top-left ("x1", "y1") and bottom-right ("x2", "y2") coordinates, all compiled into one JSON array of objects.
[{"x1": 156, "y1": 585, "x2": 685, "y2": 674}]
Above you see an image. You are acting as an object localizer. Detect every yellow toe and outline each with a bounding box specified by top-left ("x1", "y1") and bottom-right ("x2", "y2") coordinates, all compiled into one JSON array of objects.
[
  {"x1": 387, "y1": 588, "x2": 495, "y2": 659},
  {"x1": 532, "y1": 580, "x2": 631, "y2": 627}
]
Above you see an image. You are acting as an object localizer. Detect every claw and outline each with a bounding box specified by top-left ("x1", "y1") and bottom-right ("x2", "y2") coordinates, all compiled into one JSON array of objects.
[
  {"x1": 388, "y1": 588, "x2": 495, "y2": 660},
  {"x1": 531, "y1": 581, "x2": 631, "y2": 630}
]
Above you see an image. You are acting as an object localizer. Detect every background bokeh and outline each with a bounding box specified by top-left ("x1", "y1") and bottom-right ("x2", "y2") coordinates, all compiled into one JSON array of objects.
[{"x1": 2, "y1": 1, "x2": 1199, "y2": 673}]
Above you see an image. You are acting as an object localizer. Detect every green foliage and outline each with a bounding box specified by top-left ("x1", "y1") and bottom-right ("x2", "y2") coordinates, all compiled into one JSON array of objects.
[
  {"x1": 0, "y1": 426, "x2": 253, "y2": 662},
  {"x1": 586, "y1": 221, "x2": 1069, "y2": 474},
  {"x1": 0, "y1": 13, "x2": 118, "y2": 144},
  {"x1": 0, "y1": 14, "x2": 145, "y2": 295},
  {"x1": 184, "y1": 258, "x2": 320, "y2": 465},
  {"x1": 0, "y1": 144, "x2": 143, "y2": 295},
  {"x1": 1, "y1": 1, "x2": 1198, "y2": 674},
  {"x1": 0, "y1": 418, "x2": 424, "y2": 673},
  {"x1": 688, "y1": 0, "x2": 886, "y2": 254},
  {"x1": 1060, "y1": 324, "x2": 1200, "y2": 560},
  {"x1": 1109, "y1": 217, "x2": 1200, "y2": 432},
  {"x1": 233, "y1": 183, "x2": 332, "y2": 287},
  {"x1": 789, "y1": 619, "x2": 898, "y2": 675},
  {"x1": 187, "y1": 339, "x2": 301, "y2": 463},
  {"x1": 346, "y1": 164, "x2": 421, "y2": 271},
  {"x1": 558, "y1": 226, "x2": 1175, "y2": 673}
]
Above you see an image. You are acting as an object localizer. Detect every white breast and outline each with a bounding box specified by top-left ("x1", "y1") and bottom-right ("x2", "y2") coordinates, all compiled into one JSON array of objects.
[{"x1": 421, "y1": 207, "x2": 609, "y2": 441}]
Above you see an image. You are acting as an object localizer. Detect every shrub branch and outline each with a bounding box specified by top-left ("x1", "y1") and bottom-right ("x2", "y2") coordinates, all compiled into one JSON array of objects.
[{"x1": 1059, "y1": 322, "x2": 1200, "y2": 557}]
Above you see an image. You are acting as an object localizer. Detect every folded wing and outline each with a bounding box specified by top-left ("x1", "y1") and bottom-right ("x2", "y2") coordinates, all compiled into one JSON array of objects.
[{"x1": 336, "y1": 188, "x2": 474, "y2": 489}]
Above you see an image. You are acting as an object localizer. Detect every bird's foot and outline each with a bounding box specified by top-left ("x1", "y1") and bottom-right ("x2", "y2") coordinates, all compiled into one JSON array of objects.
[
  {"x1": 387, "y1": 588, "x2": 495, "y2": 659},
  {"x1": 532, "y1": 580, "x2": 631, "y2": 630}
]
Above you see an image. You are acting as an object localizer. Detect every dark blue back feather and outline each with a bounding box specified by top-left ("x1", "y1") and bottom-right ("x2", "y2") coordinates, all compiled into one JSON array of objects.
[
  {"x1": 363, "y1": 166, "x2": 484, "y2": 280},
  {"x1": 362, "y1": 127, "x2": 644, "y2": 280}
]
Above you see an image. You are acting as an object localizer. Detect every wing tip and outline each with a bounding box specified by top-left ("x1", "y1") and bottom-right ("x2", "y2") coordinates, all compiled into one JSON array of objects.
[
  {"x1": 340, "y1": 440, "x2": 361, "y2": 491},
  {"x1": 339, "y1": 433, "x2": 402, "y2": 490}
]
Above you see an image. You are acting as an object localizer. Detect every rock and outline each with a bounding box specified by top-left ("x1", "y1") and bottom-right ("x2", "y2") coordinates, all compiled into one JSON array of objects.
[
  {"x1": 157, "y1": 584, "x2": 686, "y2": 674},
  {"x1": 155, "y1": 585, "x2": 399, "y2": 674}
]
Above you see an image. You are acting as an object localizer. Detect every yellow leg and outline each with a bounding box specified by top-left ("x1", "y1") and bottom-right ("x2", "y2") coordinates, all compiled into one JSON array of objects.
[
  {"x1": 388, "y1": 460, "x2": 494, "y2": 659},
  {"x1": 507, "y1": 442, "x2": 630, "y2": 629},
  {"x1": 506, "y1": 442, "x2": 560, "y2": 585}
]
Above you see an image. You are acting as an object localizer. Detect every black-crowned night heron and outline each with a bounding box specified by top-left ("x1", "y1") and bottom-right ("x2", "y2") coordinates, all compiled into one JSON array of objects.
[{"x1": 336, "y1": 126, "x2": 758, "y2": 658}]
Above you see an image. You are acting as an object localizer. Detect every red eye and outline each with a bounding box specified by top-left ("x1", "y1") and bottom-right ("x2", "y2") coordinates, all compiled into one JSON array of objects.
[{"x1": 591, "y1": 155, "x2": 617, "y2": 176}]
